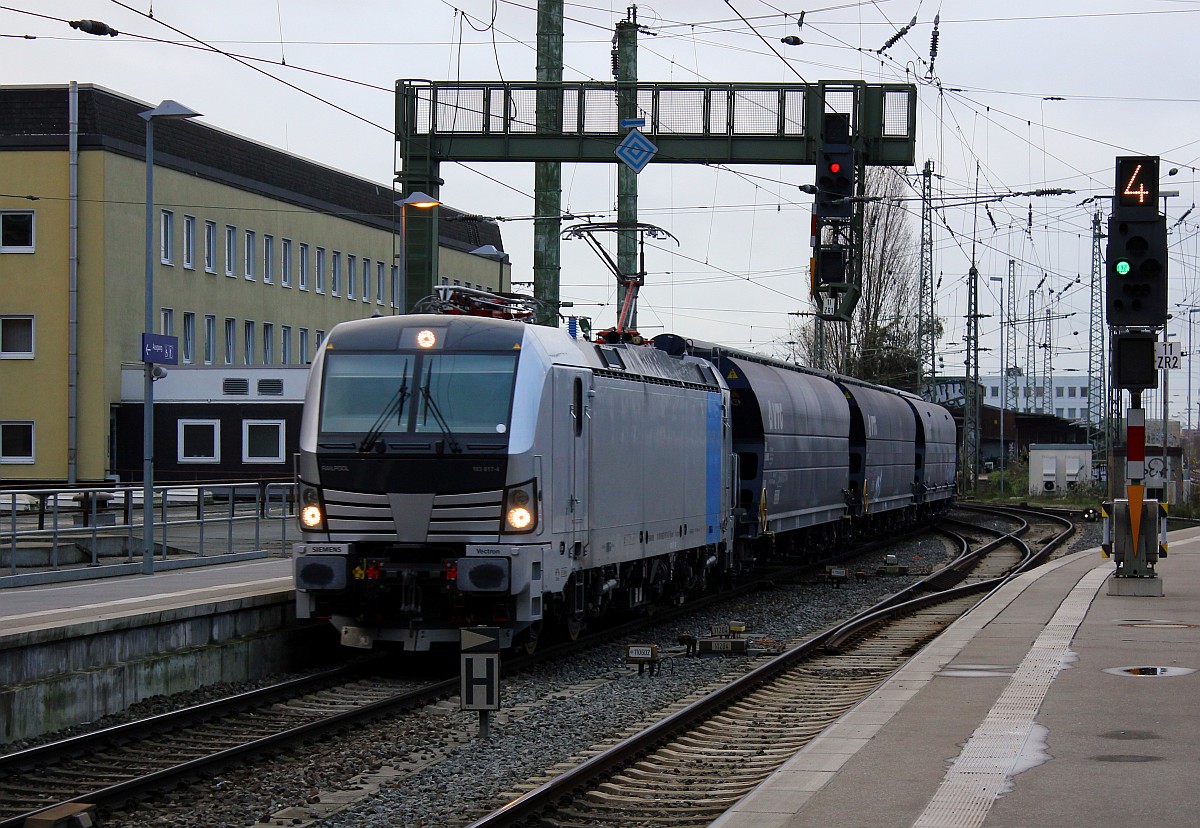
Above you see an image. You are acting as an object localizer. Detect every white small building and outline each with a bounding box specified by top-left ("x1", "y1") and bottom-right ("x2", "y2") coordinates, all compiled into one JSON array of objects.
[{"x1": 1028, "y1": 444, "x2": 1093, "y2": 496}]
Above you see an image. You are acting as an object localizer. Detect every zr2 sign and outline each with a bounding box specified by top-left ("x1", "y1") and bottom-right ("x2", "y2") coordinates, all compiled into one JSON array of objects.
[{"x1": 1155, "y1": 341, "x2": 1181, "y2": 371}]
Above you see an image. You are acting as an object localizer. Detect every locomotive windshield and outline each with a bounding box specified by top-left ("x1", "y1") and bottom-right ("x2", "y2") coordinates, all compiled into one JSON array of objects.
[{"x1": 319, "y1": 352, "x2": 518, "y2": 437}]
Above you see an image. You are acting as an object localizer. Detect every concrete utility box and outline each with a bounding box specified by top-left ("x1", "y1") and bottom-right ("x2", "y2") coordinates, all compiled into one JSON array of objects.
[{"x1": 1028, "y1": 444, "x2": 1093, "y2": 495}]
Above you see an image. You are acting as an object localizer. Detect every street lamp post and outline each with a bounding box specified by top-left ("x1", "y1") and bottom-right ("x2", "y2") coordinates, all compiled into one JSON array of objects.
[
  {"x1": 990, "y1": 276, "x2": 1005, "y2": 494},
  {"x1": 141, "y1": 100, "x2": 200, "y2": 574},
  {"x1": 395, "y1": 192, "x2": 440, "y2": 313}
]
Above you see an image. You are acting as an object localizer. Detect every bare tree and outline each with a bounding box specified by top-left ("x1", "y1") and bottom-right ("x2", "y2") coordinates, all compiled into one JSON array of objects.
[{"x1": 786, "y1": 167, "x2": 922, "y2": 391}]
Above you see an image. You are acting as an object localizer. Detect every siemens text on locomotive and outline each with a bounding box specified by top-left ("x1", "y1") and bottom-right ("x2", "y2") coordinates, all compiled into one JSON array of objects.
[{"x1": 293, "y1": 313, "x2": 956, "y2": 651}]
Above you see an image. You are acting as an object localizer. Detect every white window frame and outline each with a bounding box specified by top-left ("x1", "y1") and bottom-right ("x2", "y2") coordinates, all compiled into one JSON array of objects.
[
  {"x1": 0, "y1": 421, "x2": 35, "y2": 463},
  {"x1": 182, "y1": 215, "x2": 196, "y2": 269},
  {"x1": 182, "y1": 311, "x2": 196, "y2": 364},
  {"x1": 244, "y1": 230, "x2": 257, "y2": 280},
  {"x1": 0, "y1": 315, "x2": 34, "y2": 359},
  {"x1": 177, "y1": 419, "x2": 220, "y2": 464},
  {"x1": 204, "y1": 220, "x2": 216, "y2": 273},
  {"x1": 244, "y1": 320, "x2": 255, "y2": 365},
  {"x1": 299, "y1": 243, "x2": 310, "y2": 290},
  {"x1": 347, "y1": 254, "x2": 356, "y2": 299},
  {"x1": 391, "y1": 266, "x2": 399, "y2": 308},
  {"x1": 331, "y1": 251, "x2": 341, "y2": 296},
  {"x1": 362, "y1": 257, "x2": 371, "y2": 303},
  {"x1": 224, "y1": 317, "x2": 236, "y2": 365},
  {"x1": 281, "y1": 238, "x2": 292, "y2": 287},
  {"x1": 262, "y1": 322, "x2": 274, "y2": 365},
  {"x1": 225, "y1": 225, "x2": 237, "y2": 277},
  {"x1": 203, "y1": 315, "x2": 216, "y2": 365},
  {"x1": 315, "y1": 247, "x2": 326, "y2": 293},
  {"x1": 242, "y1": 419, "x2": 286, "y2": 464},
  {"x1": 299, "y1": 328, "x2": 309, "y2": 364},
  {"x1": 0, "y1": 211, "x2": 35, "y2": 253},
  {"x1": 160, "y1": 307, "x2": 174, "y2": 336},
  {"x1": 263, "y1": 234, "x2": 274, "y2": 284},
  {"x1": 377, "y1": 262, "x2": 386, "y2": 305},
  {"x1": 282, "y1": 325, "x2": 292, "y2": 365},
  {"x1": 159, "y1": 209, "x2": 174, "y2": 264}
]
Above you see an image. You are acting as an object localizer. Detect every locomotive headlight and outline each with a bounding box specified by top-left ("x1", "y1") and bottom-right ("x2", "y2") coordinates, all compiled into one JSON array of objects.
[
  {"x1": 502, "y1": 481, "x2": 538, "y2": 534},
  {"x1": 299, "y1": 485, "x2": 325, "y2": 529},
  {"x1": 301, "y1": 505, "x2": 324, "y2": 528}
]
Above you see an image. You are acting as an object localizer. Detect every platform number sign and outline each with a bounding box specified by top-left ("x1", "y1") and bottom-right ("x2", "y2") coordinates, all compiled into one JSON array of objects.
[{"x1": 1116, "y1": 156, "x2": 1159, "y2": 211}]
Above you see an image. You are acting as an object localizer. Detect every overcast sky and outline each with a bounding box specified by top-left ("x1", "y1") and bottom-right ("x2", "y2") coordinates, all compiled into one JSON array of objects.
[{"x1": 7, "y1": 1, "x2": 1200, "y2": 410}]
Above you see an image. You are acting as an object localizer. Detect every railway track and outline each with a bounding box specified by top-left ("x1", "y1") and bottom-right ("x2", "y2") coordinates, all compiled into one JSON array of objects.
[
  {"x1": 0, "y1": 663, "x2": 455, "y2": 828},
  {"x1": 465, "y1": 505, "x2": 1074, "y2": 828}
]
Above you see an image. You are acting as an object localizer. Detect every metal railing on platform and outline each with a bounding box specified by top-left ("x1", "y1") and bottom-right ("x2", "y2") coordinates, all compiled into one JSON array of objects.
[{"x1": 1, "y1": 481, "x2": 297, "y2": 585}]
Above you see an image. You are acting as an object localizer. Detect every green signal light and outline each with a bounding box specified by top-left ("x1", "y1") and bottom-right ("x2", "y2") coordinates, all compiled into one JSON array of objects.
[{"x1": 1115, "y1": 259, "x2": 1132, "y2": 276}]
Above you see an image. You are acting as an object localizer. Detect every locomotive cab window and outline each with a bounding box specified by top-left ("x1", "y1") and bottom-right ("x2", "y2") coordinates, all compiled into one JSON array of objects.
[{"x1": 319, "y1": 351, "x2": 518, "y2": 438}]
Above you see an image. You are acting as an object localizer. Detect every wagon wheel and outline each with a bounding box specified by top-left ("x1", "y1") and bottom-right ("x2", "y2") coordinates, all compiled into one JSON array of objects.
[
  {"x1": 565, "y1": 614, "x2": 586, "y2": 641},
  {"x1": 516, "y1": 620, "x2": 543, "y2": 655}
]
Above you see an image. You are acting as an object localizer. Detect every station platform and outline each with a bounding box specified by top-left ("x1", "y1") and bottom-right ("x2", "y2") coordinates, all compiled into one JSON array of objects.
[
  {"x1": 0, "y1": 556, "x2": 301, "y2": 743},
  {"x1": 713, "y1": 528, "x2": 1200, "y2": 828},
  {"x1": 0, "y1": 556, "x2": 293, "y2": 640}
]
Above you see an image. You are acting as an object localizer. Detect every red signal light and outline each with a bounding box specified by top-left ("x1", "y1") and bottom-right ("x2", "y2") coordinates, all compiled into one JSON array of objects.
[{"x1": 829, "y1": 162, "x2": 842, "y2": 174}]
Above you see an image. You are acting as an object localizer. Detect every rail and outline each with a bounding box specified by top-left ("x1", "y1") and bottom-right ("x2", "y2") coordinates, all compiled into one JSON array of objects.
[{"x1": 1, "y1": 481, "x2": 297, "y2": 584}]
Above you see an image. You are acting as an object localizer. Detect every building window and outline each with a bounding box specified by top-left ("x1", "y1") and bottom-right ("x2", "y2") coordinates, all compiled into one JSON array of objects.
[
  {"x1": 204, "y1": 221, "x2": 216, "y2": 273},
  {"x1": 391, "y1": 266, "x2": 399, "y2": 309},
  {"x1": 243, "y1": 419, "x2": 285, "y2": 464},
  {"x1": 160, "y1": 308, "x2": 174, "y2": 336},
  {"x1": 315, "y1": 247, "x2": 326, "y2": 293},
  {"x1": 331, "y1": 251, "x2": 341, "y2": 296},
  {"x1": 281, "y1": 238, "x2": 292, "y2": 287},
  {"x1": 244, "y1": 230, "x2": 256, "y2": 280},
  {"x1": 315, "y1": 329, "x2": 325, "y2": 351},
  {"x1": 990, "y1": 386, "x2": 998, "y2": 397},
  {"x1": 178, "y1": 419, "x2": 220, "y2": 463},
  {"x1": 347, "y1": 254, "x2": 356, "y2": 299},
  {"x1": 1081, "y1": 386, "x2": 1088, "y2": 398},
  {"x1": 362, "y1": 258, "x2": 371, "y2": 303},
  {"x1": 377, "y1": 262, "x2": 386, "y2": 305},
  {"x1": 203, "y1": 315, "x2": 216, "y2": 364},
  {"x1": 225, "y1": 225, "x2": 236, "y2": 277},
  {"x1": 224, "y1": 318, "x2": 236, "y2": 365},
  {"x1": 160, "y1": 210, "x2": 174, "y2": 264},
  {"x1": 0, "y1": 421, "x2": 34, "y2": 463},
  {"x1": 1056, "y1": 386, "x2": 1064, "y2": 397},
  {"x1": 182, "y1": 312, "x2": 196, "y2": 364},
  {"x1": 182, "y1": 215, "x2": 196, "y2": 269},
  {"x1": 0, "y1": 316, "x2": 34, "y2": 358},
  {"x1": 0, "y1": 211, "x2": 34, "y2": 252},
  {"x1": 244, "y1": 320, "x2": 255, "y2": 365},
  {"x1": 282, "y1": 325, "x2": 292, "y2": 365},
  {"x1": 298, "y1": 243, "x2": 309, "y2": 290},
  {"x1": 262, "y1": 322, "x2": 274, "y2": 365},
  {"x1": 299, "y1": 328, "x2": 309, "y2": 364},
  {"x1": 263, "y1": 234, "x2": 274, "y2": 284}
]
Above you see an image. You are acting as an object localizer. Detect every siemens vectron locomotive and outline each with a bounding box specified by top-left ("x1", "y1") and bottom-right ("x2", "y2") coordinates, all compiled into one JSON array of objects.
[{"x1": 293, "y1": 314, "x2": 956, "y2": 651}]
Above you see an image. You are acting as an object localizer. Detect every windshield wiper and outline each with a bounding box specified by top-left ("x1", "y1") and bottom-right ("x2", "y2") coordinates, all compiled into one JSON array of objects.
[
  {"x1": 358, "y1": 373, "x2": 409, "y2": 453},
  {"x1": 419, "y1": 364, "x2": 462, "y2": 454}
]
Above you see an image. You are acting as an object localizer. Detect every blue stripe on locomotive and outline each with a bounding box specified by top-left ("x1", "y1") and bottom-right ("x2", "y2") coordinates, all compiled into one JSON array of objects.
[{"x1": 706, "y1": 391, "x2": 722, "y2": 543}]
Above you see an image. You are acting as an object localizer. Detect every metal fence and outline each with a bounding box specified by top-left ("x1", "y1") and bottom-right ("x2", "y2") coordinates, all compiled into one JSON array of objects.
[{"x1": 1, "y1": 481, "x2": 297, "y2": 584}]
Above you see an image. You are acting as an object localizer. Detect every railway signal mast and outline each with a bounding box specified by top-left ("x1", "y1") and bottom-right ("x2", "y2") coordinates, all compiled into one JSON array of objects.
[
  {"x1": 1105, "y1": 156, "x2": 1169, "y2": 596},
  {"x1": 810, "y1": 113, "x2": 860, "y2": 321}
]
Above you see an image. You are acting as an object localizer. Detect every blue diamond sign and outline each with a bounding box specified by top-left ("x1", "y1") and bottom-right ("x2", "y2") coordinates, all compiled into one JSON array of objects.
[{"x1": 615, "y1": 129, "x2": 657, "y2": 174}]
